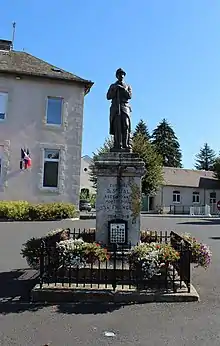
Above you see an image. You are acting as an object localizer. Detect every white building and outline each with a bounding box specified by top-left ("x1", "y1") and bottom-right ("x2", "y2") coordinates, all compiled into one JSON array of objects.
[
  {"x1": 80, "y1": 155, "x2": 95, "y2": 194},
  {"x1": 0, "y1": 39, "x2": 93, "y2": 205},
  {"x1": 153, "y1": 167, "x2": 220, "y2": 214}
]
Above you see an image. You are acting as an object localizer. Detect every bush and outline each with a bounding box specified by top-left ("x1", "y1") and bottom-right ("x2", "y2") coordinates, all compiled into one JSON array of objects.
[
  {"x1": 181, "y1": 233, "x2": 212, "y2": 269},
  {"x1": 21, "y1": 228, "x2": 70, "y2": 269},
  {"x1": 0, "y1": 201, "x2": 77, "y2": 221},
  {"x1": 0, "y1": 201, "x2": 30, "y2": 220},
  {"x1": 129, "y1": 242, "x2": 180, "y2": 279}
]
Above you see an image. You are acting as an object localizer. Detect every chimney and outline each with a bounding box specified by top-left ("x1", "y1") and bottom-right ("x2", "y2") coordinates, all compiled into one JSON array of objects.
[{"x1": 0, "y1": 39, "x2": 12, "y2": 51}]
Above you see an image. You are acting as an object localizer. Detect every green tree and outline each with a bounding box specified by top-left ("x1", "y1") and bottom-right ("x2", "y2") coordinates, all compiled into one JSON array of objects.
[
  {"x1": 213, "y1": 156, "x2": 220, "y2": 180},
  {"x1": 133, "y1": 119, "x2": 150, "y2": 140},
  {"x1": 89, "y1": 134, "x2": 163, "y2": 195},
  {"x1": 151, "y1": 118, "x2": 182, "y2": 167},
  {"x1": 194, "y1": 143, "x2": 216, "y2": 171},
  {"x1": 89, "y1": 137, "x2": 113, "y2": 189},
  {"x1": 132, "y1": 133, "x2": 163, "y2": 195}
]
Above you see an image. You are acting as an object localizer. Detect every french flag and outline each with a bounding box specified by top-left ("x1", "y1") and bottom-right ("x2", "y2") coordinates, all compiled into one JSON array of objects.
[{"x1": 21, "y1": 148, "x2": 32, "y2": 169}]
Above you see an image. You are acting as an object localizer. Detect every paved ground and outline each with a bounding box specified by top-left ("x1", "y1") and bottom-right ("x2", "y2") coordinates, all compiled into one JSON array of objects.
[{"x1": 0, "y1": 217, "x2": 220, "y2": 345}]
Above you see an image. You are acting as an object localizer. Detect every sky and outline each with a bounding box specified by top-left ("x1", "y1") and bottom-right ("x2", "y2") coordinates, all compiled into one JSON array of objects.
[{"x1": 1, "y1": 0, "x2": 220, "y2": 168}]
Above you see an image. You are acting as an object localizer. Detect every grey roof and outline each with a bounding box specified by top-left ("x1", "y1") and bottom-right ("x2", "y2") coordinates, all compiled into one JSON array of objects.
[
  {"x1": 163, "y1": 167, "x2": 220, "y2": 189},
  {"x1": 0, "y1": 50, "x2": 93, "y2": 93}
]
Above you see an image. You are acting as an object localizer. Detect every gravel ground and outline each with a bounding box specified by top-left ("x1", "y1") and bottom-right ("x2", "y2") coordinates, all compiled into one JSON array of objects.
[{"x1": 0, "y1": 216, "x2": 220, "y2": 345}]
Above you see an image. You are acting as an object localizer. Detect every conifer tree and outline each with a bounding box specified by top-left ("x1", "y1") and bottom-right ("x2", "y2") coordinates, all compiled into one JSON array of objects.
[
  {"x1": 133, "y1": 119, "x2": 150, "y2": 141},
  {"x1": 151, "y1": 118, "x2": 182, "y2": 167},
  {"x1": 194, "y1": 143, "x2": 216, "y2": 171}
]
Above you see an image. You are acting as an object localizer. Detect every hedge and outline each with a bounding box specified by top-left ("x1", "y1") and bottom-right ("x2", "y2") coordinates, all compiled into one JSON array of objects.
[{"x1": 0, "y1": 201, "x2": 78, "y2": 221}]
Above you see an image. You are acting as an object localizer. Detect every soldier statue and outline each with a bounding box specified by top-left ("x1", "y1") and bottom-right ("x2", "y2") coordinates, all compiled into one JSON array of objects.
[{"x1": 107, "y1": 68, "x2": 132, "y2": 151}]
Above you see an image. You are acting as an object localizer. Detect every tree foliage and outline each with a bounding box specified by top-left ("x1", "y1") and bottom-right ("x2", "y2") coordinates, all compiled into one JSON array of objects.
[
  {"x1": 133, "y1": 119, "x2": 150, "y2": 141},
  {"x1": 194, "y1": 143, "x2": 216, "y2": 171},
  {"x1": 89, "y1": 134, "x2": 163, "y2": 195},
  {"x1": 213, "y1": 156, "x2": 220, "y2": 180},
  {"x1": 151, "y1": 118, "x2": 182, "y2": 168},
  {"x1": 132, "y1": 133, "x2": 163, "y2": 195},
  {"x1": 89, "y1": 137, "x2": 113, "y2": 189}
]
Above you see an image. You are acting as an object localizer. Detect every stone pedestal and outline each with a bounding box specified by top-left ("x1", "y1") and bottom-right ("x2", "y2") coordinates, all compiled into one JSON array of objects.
[{"x1": 94, "y1": 152, "x2": 146, "y2": 247}]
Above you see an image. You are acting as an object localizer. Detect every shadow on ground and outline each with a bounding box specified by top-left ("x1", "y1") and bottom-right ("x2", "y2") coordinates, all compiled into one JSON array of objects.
[
  {"x1": 56, "y1": 302, "x2": 124, "y2": 315},
  {"x1": 0, "y1": 269, "x2": 129, "y2": 315},
  {"x1": 0, "y1": 269, "x2": 40, "y2": 301},
  {"x1": 178, "y1": 219, "x2": 220, "y2": 225}
]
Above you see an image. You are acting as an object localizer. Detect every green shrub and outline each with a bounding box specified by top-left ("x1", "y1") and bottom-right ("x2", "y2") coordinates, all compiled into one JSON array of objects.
[
  {"x1": 0, "y1": 201, "x2": 77, "y2": 221},
  {"x1": 0, "y1": 201, "x2": 30, "y2": 220},
  {"x1": 30, "y1": 202, "x2": 77, "y2": 220},
  {"x1": 21, "y1": 228, "x2": 70, "y2": 269},
  {"x1": 21, "y1": 237, "x2": 42, "y2": 269}
]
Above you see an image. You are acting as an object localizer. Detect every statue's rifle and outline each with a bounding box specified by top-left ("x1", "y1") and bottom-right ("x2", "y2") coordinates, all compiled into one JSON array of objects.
[{"x1": 116, "y1": 83, "x2": 121, "y2": 118}]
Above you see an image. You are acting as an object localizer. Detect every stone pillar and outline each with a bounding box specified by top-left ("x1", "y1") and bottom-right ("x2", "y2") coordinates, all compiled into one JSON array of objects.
[{"x1": 94, "y1": 152, "x2": 146, "y2": 247}]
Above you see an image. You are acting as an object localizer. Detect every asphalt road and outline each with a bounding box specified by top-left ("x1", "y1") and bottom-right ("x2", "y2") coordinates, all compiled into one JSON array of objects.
[{"x1": 0, "y1": 216, "x2": 220, "y2": 345}]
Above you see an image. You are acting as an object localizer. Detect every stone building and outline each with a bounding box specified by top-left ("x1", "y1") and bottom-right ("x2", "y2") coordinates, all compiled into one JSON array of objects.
[{"x1": 0, "y1": 39, "x2": 93, "y2": 205}]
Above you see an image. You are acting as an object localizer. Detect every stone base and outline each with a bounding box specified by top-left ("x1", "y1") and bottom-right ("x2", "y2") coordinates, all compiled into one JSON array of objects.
[
  {"x1": 31, "y1": 283, "x2": 200, "y2": 303},
  {"x1": 94, "y1": 152, "x2": 146, "y2": 247}
]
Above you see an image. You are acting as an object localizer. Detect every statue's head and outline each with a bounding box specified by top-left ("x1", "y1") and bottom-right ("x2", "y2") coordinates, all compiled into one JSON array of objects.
[{"x1": 116, "y1": 68, "x2": 126, "y2": 82}]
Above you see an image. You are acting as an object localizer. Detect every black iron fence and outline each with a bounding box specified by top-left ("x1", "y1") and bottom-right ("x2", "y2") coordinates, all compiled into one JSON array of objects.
[
  {"x1": 38, "y1": 229, "x2": 192, "y2": 293},
  {"x1": 170, "y1": 231, "x2": 191, "y2": 292}
]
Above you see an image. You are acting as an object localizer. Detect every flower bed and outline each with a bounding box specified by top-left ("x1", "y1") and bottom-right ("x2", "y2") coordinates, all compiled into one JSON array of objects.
[
  {"x1": 181, "y1": 233, "x2": 212, "y2": 269},
  {"x1": 56, "y1": 238, "x2": 109, "y2": 267},
  {"x1": 21, "y1": 228, "x2": 108, "y2": 270},
  {"x1": 129, "y1": 242, "x2": 180, "y2": 279}
]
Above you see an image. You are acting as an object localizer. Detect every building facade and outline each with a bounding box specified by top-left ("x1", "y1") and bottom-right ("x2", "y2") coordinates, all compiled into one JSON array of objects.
[
  {"x1": 0, "y1": 39, "x2": 93, "y2": 205},
  {"x1": 80, "y1": 155, "x2": 95, "y2": 194},
  {"x1": 153, "y1": 167, "x2": 220, "y2": 214}
]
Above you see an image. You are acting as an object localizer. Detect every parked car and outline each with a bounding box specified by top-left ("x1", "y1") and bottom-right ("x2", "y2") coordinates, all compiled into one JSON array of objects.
[{"x1": 79, "y1": 199, "x2": 92, "y2": 212}]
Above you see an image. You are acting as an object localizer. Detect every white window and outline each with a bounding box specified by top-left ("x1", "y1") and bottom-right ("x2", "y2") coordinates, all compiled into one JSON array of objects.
[
  {"x1": 173, "y1": 190, "x2": 180, "y2": 203},
  {"x1": 43, "y1": 149, "x2": 60, "y2": 188},
  {"x1": 210, "y1": 192, "x2": 216, "y2": 204},
  {"x1": 0, "y1": 92, "x2": 8, "y2": 120},
  {"x1": 192, "y1": 191, "x2": 200, "y2": 203},
  {"x1": 46, "y1": 97, "x2": 63, "y2": 125}
]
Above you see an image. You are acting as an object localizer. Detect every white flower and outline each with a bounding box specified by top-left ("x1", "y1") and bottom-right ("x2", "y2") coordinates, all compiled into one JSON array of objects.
[{"x1": 56, "y1": 238, "x2": 86, "y2": 254}]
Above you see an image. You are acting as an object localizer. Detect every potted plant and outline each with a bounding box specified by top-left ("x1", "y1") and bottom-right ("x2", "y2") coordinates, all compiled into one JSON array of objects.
[
  {"x1": 56, "y1": 238, "x2": 109, "y2": 267},
  {"x1": 129, "y1": 242, "x2": 180, "y2": 280},
  {"x1": 181, "y1": 233, "x2": 212, "y2": 269}
]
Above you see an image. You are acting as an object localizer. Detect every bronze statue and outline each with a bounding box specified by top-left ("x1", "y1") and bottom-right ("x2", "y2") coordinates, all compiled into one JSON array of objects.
[{"x1": 107, "y1": 68, "x2": 132, "y2": 151}]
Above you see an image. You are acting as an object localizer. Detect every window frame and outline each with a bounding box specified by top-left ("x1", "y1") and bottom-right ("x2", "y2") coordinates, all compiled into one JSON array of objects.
[
  {"x1": 210, "y1": 192, "x2": 216, "y2": 204},
  {"x1": 192, "y1": 191, "x2": 200, "y2": 204},
  {"x1": 173, "y1": 190, "x2": 181, "y2": 204},
  {"x1": 0, "y1": 91, "x2": 8, "y2": 121},
  {"x1": 42, "y1": 148, "x2": 60, "y2": 189},
  {"x1": 45, "y1": 96, "x2": 63, "y2": 126},
  {"x1": 0, "y1": 145, "x2": 4, "y2": 185}
]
